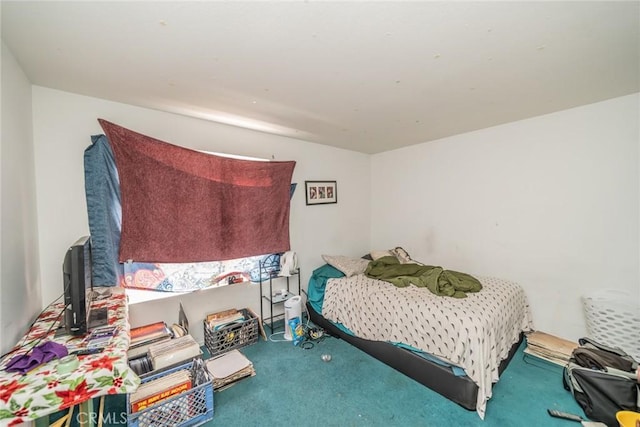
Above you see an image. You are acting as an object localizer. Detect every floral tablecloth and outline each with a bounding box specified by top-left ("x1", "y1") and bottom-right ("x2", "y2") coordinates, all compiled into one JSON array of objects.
[{"x1": 0, "y1": 287, "x2": 140, "y2": 426}]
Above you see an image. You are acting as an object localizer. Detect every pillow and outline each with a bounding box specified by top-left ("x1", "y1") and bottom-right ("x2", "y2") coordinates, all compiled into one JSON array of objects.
[
  {"x1": 370, "y1": 250, "x2": 393, "y2": 260},
  {"x1": 321, "y1": 255, "x2": 370, "y2": 277},
  {"x1": 391, "y1": 246, "x2": 413, "y2": 264}
]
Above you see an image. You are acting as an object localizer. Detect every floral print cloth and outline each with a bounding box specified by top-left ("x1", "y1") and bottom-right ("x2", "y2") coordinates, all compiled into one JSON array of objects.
[
  {"x1": 122, "y1": 253, "x2": 281, "y2": 292},
  {"x1": 0, "y1": 288, "x2": 140, "y2": 426}
]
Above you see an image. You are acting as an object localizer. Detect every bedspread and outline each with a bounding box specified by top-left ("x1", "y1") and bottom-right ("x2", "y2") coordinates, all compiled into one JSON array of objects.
[{"x1": 321, "y1": 274, "x2": 533, "y2": 418}]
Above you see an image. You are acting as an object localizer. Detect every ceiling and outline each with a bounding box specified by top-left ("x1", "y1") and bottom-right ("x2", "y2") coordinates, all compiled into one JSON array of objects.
[{"x1": 2, "y1": 1, "x2": 638, "y2": 154}]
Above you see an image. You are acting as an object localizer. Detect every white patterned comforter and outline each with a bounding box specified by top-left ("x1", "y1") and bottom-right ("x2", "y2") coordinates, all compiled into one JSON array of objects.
[{"x1": 321, "y1": 274, "x2": 533, "y2": 418}]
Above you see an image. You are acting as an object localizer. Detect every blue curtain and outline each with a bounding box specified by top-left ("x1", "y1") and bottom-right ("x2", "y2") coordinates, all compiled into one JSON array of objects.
[{"x1": 84, "y1": 135, "x2": 122, "y2": 286}]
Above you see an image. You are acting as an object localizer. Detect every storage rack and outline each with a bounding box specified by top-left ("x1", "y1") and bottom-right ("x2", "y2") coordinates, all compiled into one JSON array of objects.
[{"x1": 258, "y1": 256, "x2": 301, "y2": 335}]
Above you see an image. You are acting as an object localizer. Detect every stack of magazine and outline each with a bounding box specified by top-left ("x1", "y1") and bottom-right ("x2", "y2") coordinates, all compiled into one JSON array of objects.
[{"x1": 205, "y1": 349, "x2": 255, "y2": 390}]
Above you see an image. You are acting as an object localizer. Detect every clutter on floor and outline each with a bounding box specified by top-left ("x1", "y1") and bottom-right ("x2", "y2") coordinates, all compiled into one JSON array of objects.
[
  {"x1": 206, "y1": 349, "x2": 255, "y2": 391},
  {"x1": 562, "y1": 337, "x2": 639, "y2": 427},
  {"x1": 524, "y1": 331, "x2": 577, "y2": 366}
]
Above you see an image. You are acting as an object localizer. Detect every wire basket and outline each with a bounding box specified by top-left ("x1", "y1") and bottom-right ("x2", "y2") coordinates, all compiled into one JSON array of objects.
[
  {"x1": 203, "y1": 308, "x2": 259, "y2": 358},
  {"x1": 127, "y1": 359, "x2": 214, "y2": 427},
  {"x1": 583, "y1": 290, "x2": 640, "y2": 361}
]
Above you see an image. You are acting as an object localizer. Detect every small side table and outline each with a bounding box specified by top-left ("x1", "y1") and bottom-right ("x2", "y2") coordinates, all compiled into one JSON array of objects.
[{"x1": 258, "y1": 258, "x2": 301, "y2": 335}]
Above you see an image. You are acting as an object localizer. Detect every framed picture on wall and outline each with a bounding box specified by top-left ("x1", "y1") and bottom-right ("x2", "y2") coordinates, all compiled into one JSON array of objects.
[{"x1": 305, "y1": 181, "x2": 337, "y2": 205}]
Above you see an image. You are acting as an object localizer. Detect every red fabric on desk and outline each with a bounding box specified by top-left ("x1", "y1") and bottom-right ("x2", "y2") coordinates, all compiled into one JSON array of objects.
[
  {"x1": 99, "y1": 119, "x2": 296, "y2": 263},
  {"x1": 0, "y1": 288, "x2": 139, "y2": 424}
]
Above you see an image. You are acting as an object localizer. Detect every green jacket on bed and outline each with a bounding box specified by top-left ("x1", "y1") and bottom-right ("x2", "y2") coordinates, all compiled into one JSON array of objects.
[{"x1": 364, "y1": 256, "x2": 482, "y2": 298}]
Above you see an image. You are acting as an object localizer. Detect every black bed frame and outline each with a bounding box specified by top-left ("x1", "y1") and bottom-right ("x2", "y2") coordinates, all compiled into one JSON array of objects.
[{"x1": 307, "y1": 302, "x2": 523, "y2": 410}]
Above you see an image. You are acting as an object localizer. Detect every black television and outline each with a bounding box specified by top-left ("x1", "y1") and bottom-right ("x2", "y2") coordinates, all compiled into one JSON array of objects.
[{"x1": 62, "y1": 236, "x2": 93, "y2": 336}]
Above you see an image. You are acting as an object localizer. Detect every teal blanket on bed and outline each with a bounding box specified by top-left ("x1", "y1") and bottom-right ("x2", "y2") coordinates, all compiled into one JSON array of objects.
[
  {"x1": 364, "y1": 256, "x2": 482, "y2": 298},
  {"x1": 307, "y1": 263, "x2": 345, "y2": 313}
]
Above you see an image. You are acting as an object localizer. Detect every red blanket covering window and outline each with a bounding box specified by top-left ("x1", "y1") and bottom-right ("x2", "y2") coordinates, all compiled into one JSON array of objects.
[{"x1": 99, "y1": 119, "x2": 296, "y2": 263}]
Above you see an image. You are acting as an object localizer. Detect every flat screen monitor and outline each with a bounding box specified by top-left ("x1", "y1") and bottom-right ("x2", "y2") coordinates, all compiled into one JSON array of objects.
[{"x1": 63, "y1": 235, "x2": 93, "y2": 336}]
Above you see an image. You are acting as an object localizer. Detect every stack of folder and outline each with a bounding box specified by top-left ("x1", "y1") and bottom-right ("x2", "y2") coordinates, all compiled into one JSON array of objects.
[
  {"x1": 205, "y1": 349, "x2": 255, "y2": 390},
  {"x1": 148, "y1": 334, "x2": 202, "y2": 371},
  {"x1": 524, "y1": 331, "x2": 577, "y2": 365}
]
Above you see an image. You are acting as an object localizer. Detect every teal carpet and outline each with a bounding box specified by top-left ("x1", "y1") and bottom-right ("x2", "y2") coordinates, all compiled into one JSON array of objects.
[
  {"x1": 68, "y1": 333, "x2": 585, "y2": 426},
  {"x1": 208, "y1": 336, "x2": 583, "y2": 427}
]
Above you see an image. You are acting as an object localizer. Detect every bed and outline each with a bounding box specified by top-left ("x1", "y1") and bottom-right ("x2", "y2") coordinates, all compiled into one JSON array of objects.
[{"x1": 306, "y1": 254, "x2": 533, "y2": 419}]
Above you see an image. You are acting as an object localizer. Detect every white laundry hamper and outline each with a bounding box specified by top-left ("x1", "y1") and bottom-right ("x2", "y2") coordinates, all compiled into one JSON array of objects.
[{"x1": 582, "y1": 290, "x2": 640, "y2": 361}]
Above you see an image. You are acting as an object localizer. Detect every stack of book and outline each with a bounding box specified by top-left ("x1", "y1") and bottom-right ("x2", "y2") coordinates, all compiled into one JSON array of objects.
[
  {"x1": 205, "y1": 349, "x2": 255, "y2": 391},
  {"x1": 128, "y1": 322, "x2": 173, "y2": 359},
  {"x1": 524, "y1": 331, "x2": 577, "y2": 365},
  {"x1": 205, "y1": 308, "x2": 246, "y2": 331},
  {"x1": 148, "y1": 334, "x2": 202, "y2": 371},
  {"x1": 129, "y1": 369, "x2": 192, "y2": 413}
]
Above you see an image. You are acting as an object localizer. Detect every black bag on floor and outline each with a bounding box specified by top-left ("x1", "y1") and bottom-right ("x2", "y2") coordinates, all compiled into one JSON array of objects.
[{"x1": 563, "y1": 338, "x2": 639, "y2": 427}]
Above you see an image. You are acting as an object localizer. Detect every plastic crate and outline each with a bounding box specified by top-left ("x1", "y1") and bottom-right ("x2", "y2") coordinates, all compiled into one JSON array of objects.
[
  {"x1": 203, "y1": 308, "x2": 259, "y2": 358},
  {"x1": 583, "y1": 290, "x2": 640, "y2": 361},
  {"x1": 127, "y1": 359, "x2": 214, "y2": 427}
]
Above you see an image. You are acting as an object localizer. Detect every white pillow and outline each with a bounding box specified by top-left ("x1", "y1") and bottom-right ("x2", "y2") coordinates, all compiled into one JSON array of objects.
[
  {"x1": 322, "y1": 255, "x2": 370, "y2": 277},
  {"x1": 369, "y1": 250, "x2": 393, "y2": 260}
]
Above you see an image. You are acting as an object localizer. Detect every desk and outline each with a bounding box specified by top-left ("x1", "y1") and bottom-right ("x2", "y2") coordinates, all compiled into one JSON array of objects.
[{"x1": 0, "y1": 288, "x2": 140, "y2": 426}]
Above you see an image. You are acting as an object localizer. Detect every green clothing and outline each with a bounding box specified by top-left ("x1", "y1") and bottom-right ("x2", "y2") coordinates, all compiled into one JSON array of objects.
[{"x1": 364, "y1": 256, "x2": 482, "y2": 298}]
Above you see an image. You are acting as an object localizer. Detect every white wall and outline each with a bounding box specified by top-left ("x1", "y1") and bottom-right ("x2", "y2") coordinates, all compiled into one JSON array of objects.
[
  {"x1": 31, "y1": 86, "x2": 371, "y2": 343},
  {"x1": 17, "y1": 83, "x2": 640, "y2": 346},
  {"x1": 371, "y1": 94, "x2": 639, "y2": 341},
  {"x1": 0, "y1": 42, "x2": 42, "y2": 354}
]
